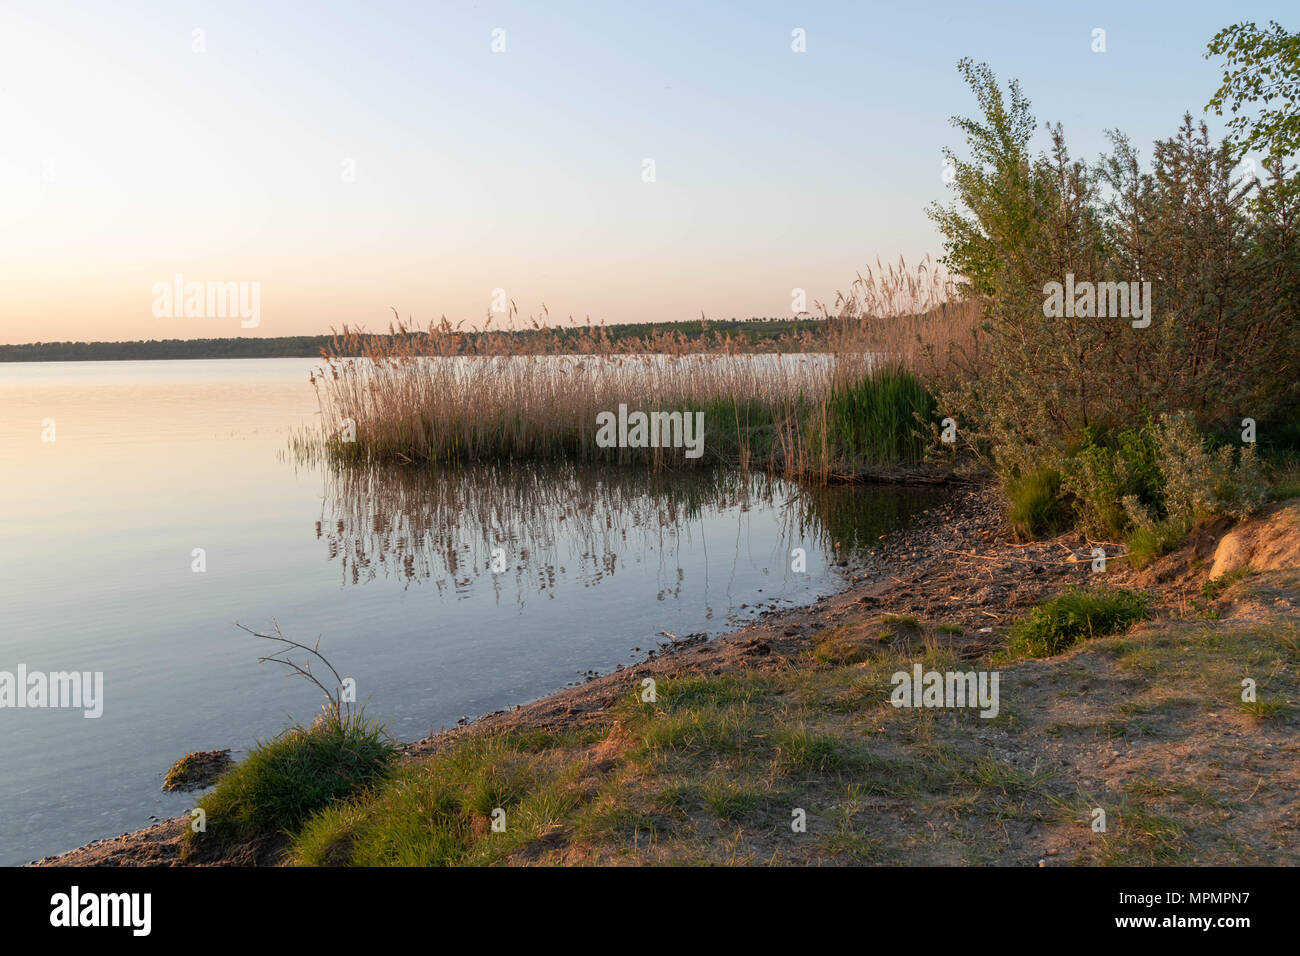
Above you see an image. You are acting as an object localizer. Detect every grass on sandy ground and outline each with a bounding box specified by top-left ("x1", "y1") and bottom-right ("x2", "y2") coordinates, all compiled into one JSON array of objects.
[
  {"x1": 263, "y1": 573, "x2": 1297, "y2": 866},
  {"x1": 1006, "y1": 587, "x2": 1150, "y2": 658},
  {"x1": 183, "y1": 710, "x2": 395, "y2": 863}
]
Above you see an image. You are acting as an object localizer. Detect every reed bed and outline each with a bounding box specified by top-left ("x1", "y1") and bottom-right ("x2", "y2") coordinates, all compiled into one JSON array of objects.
[
  {"x1": 829, "y1": 256, "x2": 984, "y2": 376},
  {"x1": 306, "y1": 260, "x2": 980, "y2": 483}
]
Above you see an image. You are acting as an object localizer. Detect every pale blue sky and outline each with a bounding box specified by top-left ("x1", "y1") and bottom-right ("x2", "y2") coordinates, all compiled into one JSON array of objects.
[{"x1": 0, "y1": 1, "x2": 1280, "y2": 342}]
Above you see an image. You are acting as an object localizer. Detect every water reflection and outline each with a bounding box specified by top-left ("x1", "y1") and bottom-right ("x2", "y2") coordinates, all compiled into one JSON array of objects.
[{"x1": 313, "y1": 461, "x2": 947, "y2": 612}]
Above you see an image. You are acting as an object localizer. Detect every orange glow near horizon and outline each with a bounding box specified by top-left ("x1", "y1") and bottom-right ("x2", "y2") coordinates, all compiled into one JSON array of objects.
[{"x1": 0, "y1": 2, "x2": 1242, "y2": 346}]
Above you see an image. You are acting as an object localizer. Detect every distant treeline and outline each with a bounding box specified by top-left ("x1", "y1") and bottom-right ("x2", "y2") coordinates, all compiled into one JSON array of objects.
[
  {"x1": 0, "y1": 317, "x2": 830, "y2": 362},
  {"x1": 0, "y1": 336, "x2": 338, "y2": 362}
]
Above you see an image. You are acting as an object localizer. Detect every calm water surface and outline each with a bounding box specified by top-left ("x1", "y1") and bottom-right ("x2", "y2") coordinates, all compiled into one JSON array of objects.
[{"x1": 0, "y1": 358, "x2": 943, "y2": 864}]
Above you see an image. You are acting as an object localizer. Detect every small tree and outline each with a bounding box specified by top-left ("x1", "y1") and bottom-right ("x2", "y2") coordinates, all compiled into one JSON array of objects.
[{"x1": 930, "y1": 59, "x2": 1299, "y2": 476}]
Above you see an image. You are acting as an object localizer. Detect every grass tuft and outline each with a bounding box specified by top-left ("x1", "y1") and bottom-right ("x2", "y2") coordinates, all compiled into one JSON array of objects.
[
  {"x1": 184, "y1": 710, "x2": 396, "y2": 863},
  {"x1": 1009, "y1": 587, "x2": 1151, "y2": 658},
  {"x1": 1004, "y1": 466, "x2": 1071, "y2": 540}
]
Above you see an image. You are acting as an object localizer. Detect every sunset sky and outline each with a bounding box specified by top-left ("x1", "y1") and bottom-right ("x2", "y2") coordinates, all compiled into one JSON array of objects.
[{"x1": 0, "y1": 0, "x2": 1273, "y2": 344}]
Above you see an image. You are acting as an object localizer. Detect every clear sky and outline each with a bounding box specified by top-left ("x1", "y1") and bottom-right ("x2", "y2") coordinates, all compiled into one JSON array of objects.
[{"x1": 0, "y1": 1, "x2": 1280, "y2": 344}]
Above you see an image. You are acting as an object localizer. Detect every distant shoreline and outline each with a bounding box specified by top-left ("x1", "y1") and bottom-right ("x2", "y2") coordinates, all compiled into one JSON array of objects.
[{"x1": 0, "y1": 319, "x2": 829, "y2": 363}]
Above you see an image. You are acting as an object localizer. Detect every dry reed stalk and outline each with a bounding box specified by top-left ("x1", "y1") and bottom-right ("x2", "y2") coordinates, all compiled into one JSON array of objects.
[{"x1": 307, "y1": 260, "x2": 982, "y2": 481}]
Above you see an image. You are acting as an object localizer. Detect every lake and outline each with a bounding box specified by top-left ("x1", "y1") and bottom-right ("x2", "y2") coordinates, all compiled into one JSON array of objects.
[{"x1": 0, "y1": 358, "x2": 944, "y2": 864}]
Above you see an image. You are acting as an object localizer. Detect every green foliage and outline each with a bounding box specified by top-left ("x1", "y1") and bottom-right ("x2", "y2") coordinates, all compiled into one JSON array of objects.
[
  {"x1": 930, "y1": 57, "x2": 1284, "y2": 538},
  {"x1": 1009, "y1": 588, "x2": 1151, "y2": 658},
  {"x1": 1125, "y1": 520, "x2": 1187, "y2": 570},
  {"x1": 1205, "y1": 20, "x2": 1300, "y2": 161},
  {"x1": 184, "y1": 710, "x2": 396, "y2": 862},
  {"x1": 1058, "y1": 414, "x2": 1267, "y2": 550},
  {"x1": 820, "y1": 364, "x2": 938, "y2": 466},
  {"x1": 929, "y1": 60, "x2": 1300, "y2": 479},
  {"x1": 1062, "y1": 423, "x2": 1162, "y2": 540},
  {"x1": 1004, "y1": 465, "x2": 1070, "y2": 539},
  {"x1": 926, "y1": 58, "x2": 1040, "y2": 299},
  {"x1": 1153, "y1": 412, "x2": 1269, "y2": 524}
]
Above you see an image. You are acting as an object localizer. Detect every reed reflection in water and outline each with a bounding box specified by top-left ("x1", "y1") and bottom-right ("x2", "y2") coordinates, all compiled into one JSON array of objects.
[{"x1": 310, "y1": 459, "x2": 947, "y2": 624}]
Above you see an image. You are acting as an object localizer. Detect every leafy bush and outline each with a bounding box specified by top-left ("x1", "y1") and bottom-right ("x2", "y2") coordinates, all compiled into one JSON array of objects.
[
  {"x1": 1050, "y1": 414, "x2": 1268, "y2": 554},
  {"x1": 1152, "y1": 412, "x2": 1269, "y2": 525},
  {"x1": 1206, "y1": 20, "x2": 1300, "y2": 163},
  {"x1": 1009, "y1": 587, "x2": 1151, "y2": 658},
  {"x1": 1061, "y1": 424, "x2": 1162, "y2": 540}
]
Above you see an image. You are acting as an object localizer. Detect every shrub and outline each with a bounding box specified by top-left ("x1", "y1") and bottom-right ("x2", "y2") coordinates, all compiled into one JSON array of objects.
[
  {"x1": 1061, "y1": 424, "x2": 1162, "y2": 540},
  {"x1": 1055, "y1": 415, "x2": 1268, "y2": 553},
  {"x1": 1154, "y1": 412, "x2": 1269, "y2": 525},
  {"x1": 1009, "y1": 587, "x2": 1151, "y2": 658}
]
